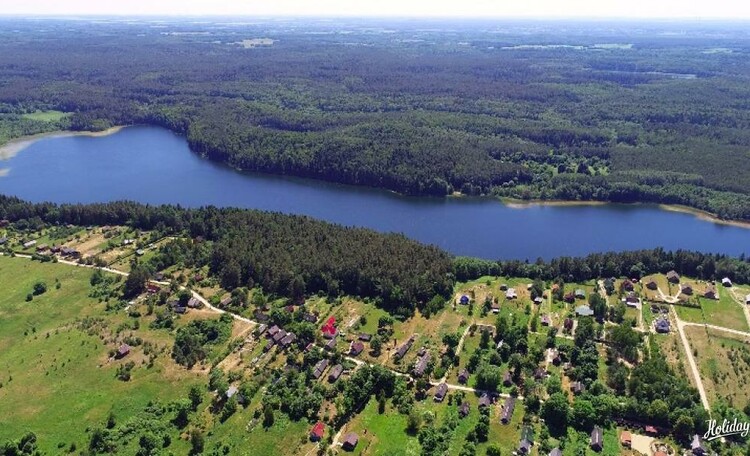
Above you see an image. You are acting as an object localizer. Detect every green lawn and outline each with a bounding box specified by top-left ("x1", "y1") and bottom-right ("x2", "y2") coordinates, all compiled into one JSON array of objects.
[
  {"x1": 674, "y1": 286, "x2": 748, "y2": 332},
  {"x1": 21, "y1": 110, "x2": 68, "y2": 122},
  {"x1": 0, "y1": 256, "x2": 207, "y2": 453}
]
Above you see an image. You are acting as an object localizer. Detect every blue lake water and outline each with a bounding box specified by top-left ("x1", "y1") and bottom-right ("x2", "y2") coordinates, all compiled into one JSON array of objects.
[{"x1": 1, "y1": 125, "x2": 748, "y2": 260}]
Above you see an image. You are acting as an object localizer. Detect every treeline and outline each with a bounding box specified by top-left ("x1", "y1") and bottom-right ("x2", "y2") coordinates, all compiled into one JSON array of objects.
[
  {"x1": 0, "y1": 196, "x2": 454, "y2": 315},
  {"x1": 454, "y1": 248, "x2": 750, "y2": 284}
]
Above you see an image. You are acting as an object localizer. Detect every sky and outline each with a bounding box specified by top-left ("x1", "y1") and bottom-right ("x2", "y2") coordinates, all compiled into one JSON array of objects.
[{"x1": 2, "y1": 0, "x2": 750, "y2": 19}]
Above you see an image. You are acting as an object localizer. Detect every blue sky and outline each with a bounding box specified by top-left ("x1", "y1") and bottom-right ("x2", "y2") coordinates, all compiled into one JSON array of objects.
[{"x1": 2, "y1": 0, "x2": 749, "y2": 19}]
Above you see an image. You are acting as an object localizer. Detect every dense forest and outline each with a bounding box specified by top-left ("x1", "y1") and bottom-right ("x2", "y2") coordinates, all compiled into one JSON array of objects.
[{"x1": 1, "y1": 19, "x2": 750, "y2": 219}]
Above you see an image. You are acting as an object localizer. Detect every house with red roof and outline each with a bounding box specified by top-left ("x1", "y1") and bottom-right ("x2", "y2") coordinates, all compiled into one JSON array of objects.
[
  {"x1": 310, "y1": 422, "x2": 325, "y2": 442},
  {"x1": 321, "y1": 316, "x2": 338, "y2": 339}
]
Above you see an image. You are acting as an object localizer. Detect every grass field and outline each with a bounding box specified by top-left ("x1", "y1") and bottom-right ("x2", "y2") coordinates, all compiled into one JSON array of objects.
[
  {"x1": 686, "y1": 325, "x2": 750, "y2": 408},
  {"x1": 21, "y1": 110, "x2": 68, "y2": 122},
  {"x1": 0, "y1": 255, "x2": 224, "y2": 453},
  {"x1": 674, "y1": 286, "x2": 749, "y2": 332}
]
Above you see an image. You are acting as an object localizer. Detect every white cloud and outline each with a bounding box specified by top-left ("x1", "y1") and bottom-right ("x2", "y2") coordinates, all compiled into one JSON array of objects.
[{"x1": 2, "y1": 0, "x2": 750, "y2": 19}]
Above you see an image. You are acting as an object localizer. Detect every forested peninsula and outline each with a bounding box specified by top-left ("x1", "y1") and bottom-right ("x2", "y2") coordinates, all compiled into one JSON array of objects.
[{"x1": 2, "y1": 19, "x2": 750, "y2": 220}]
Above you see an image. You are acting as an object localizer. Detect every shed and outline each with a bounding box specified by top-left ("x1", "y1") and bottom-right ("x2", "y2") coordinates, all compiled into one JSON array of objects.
[
  {"x1": 590, "y1": 426, "x2": 603, "y2": 452},
  {"x1": 116, "y1": 344, "x2": 131, "y2": 358},
  {"x1": 433, "y1": 383, "x2": 448, "y2": 402},
  {"x1": 620, "y1": 430, "x2": 632, "y2": 447},
  {"x1": 342, "y1": 433, "x2": 359, "y2": 451},
  {"x1": 325, "y1": 337, "x2": 336, "y2": 351},
  {"x1": 704, "y1": 285, "x2": 718, "y2": 300},
  {"x1": 413, "y1": 352, "x2": 431, "y2": 377},
  {"x1": 358, "y1": 333, "x2": 372, "y2": 341},
  {"x1": 328, "y1": 364, "x2": 344, "y2": 382}
]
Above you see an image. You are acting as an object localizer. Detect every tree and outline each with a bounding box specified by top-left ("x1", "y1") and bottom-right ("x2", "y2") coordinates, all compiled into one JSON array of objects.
[
  {"x1": 136, "y1": 432, "x2": 160, "y2": 456},
  {"x1": 475, "y1": 363, "x2": 502, "y2": 392},
  {"x1": 485, "y1": 444, "x2": 502, "y2": 456},
  {"x1": 123, "y1": 264, "x2": 152, "y2": 298},
  {"x1": 673, "y1": 414, "x2": 695, "y2": 443},
  {"x1": 370, "y1": 337, "x2": 382, "y2": 356},
  {"x1": 32, "y1": 282, "x2": 47, "y2": 296},
  {"x1": 189, "y1": 429, "x2": 205, "y2": 455},
  {"x1": 262, "y1": 404, "x2": 275, "y2": 428},
  {"x1": 475, "y1": 408, "x2": 490, "y2": 442},
  {"x1": 188, "y1": 385, "x2": 203, "y2": 410},
  {"x1": 407, "y1": 408, "x2": 423, "y2": 434},
  {"x1": 173, "y1": 398, "x2": 192, "y2": 428},
  {"x1": 541, "y1": 392, "x2": 569, "y2": 435},
  {"x1": 570, "y1": 399, "x2": 596, "y2": 431}
]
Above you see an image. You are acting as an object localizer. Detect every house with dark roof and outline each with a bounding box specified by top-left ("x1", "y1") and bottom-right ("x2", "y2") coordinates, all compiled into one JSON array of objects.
[
  {"x1": 548, "y1": 449, "x2": 562, "y2": 456},
  {"x1": 563, "y1": 318, "x2": 574, "y2": 330},
  {"x1": 691, "y1": 434, "x2": 706, "y2": 455},
  {"x1": 413, "y1": 352, "x2": 431, "y2": 377},
  {"x1": 667, "y1": 270, "x2": 680, "y2": 283},
  {"x1": 621, "y1": 279, "x2": 635, "y2": 291},
  {"x1": 704, "y1": 285, "x2": 718, "y2": 300},
  {"x1": 501, "y1": 396, "x2": 516, "y2": 424},
  {"x1": 459, "y1": 401, "x2": 470, "y2": 418},
  {"x1": 186, "y1": 297, "x2": 201, "y2": 308},
  {"x1": 478, "y1": 393, "x2": 491, "y2": 408},
  {"x1": 172, "y1": 302, "x2": 187, "y2": 314},
  {"x1": 459, "y1": 295, "x2": 470, "y2": 305},
  {"x1": 358, "y1": 333, "x2": 372, "y2": 341},
  {"x1": 434, "y1": 383, "x2": 448, "y2": 402},
  {"x1": 395, "y1": 336, "x2": 415, "y2": 359},
  {"x1": 458, "y1": 369, "x2": 469, "y2": 384},
  {"x1": 624, "y1": 292, "x2": 639, "y2": 307},
  {"x1": 571, "y1": 381, "x2": 585, "y2": 395},
  {"x1": 645, "y1": 279, "x2": 658, "y2": 290},
  {"x1": 116, "y1": 344, "x2": 131, "y2": 359},
  {"x1": 518, "y1": 426, "x2": 533, "y2": 454},
  {"x1": 268, "y1": 325, "x2": 280, "y2": 338},
  {"x1": 590, "y1": 426, "x2": 603, "y2": 452},
  {"x1": 681, "y1": 284, "x2": 694, "y2": 295},
  {"x1": 272, "y1": 329, "x2": 287, "y2": 344},
  {"x1": 534, "y1": 367, "x2": 547, "y2": 381},
  {"x1": 310, "y1": 422, "x2": 325, "y2": 442},
  {"x1": 328, "y1": 364, "x2": 343, "y2": 382},
  {"x1": 312, "y1": 359, "x2": 329, "y2": 379},
  {"x1": 279, "y1": 332, "x2": 296, "y2": 348},
  {"x1": 655, "y1": 319, "x2": 670, "y2": 333},
  {"x1": 219, "y1": 296, "x2": 232, "y2": 307},
  {"x1": 350, "y1": 341, "x2": 364, "y2": 356},
  {"x1": 500, "y1": 284, "x2": 508, "y2": 291},
  {"x1": 325, "y1": 337, "x2": 336, "y2": 351},
  {"x1": 342, "y1": 433, "x2": 359, "y2": 451},
  {"x1": 564, "y1": 292, "x2": 575, "y2": 303}
]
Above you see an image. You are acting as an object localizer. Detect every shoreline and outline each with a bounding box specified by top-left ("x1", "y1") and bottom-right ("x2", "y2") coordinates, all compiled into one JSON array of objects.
[
  {"x1": 502, "y1": 197, "x2": 750, "y2": 229},
  {"x1": 0, "y1": 126, "x2": 126, "y2": 160}
]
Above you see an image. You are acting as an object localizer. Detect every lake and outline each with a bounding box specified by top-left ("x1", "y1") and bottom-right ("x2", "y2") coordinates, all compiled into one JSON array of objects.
[{"x1": 1, "y1": 125, "x2": 748, "y2": 260}]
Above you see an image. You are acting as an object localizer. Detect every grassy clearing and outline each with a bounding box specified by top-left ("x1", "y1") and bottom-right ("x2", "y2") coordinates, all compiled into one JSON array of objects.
[
  {"x1": 21, "y1": 110, "x2": 69, "y2": 122},
  {"x1": 686, "y1": 325, "x2": 750, "y2": 408},
  {"x1": 674, "y1": 286, "x2": 748, "y2": 331},
  {"x1": 0, "y1": 256, "x2": 220, "y2": 453}
]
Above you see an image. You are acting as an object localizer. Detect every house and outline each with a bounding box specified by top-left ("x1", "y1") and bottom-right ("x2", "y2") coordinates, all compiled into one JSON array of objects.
[
  {"x1": 564, "y1": 292, "x2": 575, "y2": 303},
  {"x1": 172, "y1": 302, "x2": 187, "y2": 314},
  {"x1": 325, "y1": 337, "x2": 336, "y2": 351},
  {"x1": 646, "y1": 279, "x2": 658, "y2": 290},
  {"x1": 413, "y1": 352, "x2": 431, "y2": 377},
  {"x1": 23, "y1": 240, "x2": 37, "y2": 248},
  {"x1": 146, "y1": 283, "x2": 161, "y2": 294},
  {"x1": 548, "y1": 449, "x2": 562, "y2": 456},
  {"x1": 394, "y1": 336, "x2": 415, "y2": 359},
  {"x1": 644, "y1": 425, "x2": 658, "y2": 435},
  {"x1": 621, "y1": 279, "x2": 635, "y2": 291},
  {"x1": 704, "y1": 285, "x2": 718, "y2": 300},
  {"x1": 268, "y1": 325, "x2": 280, "y2": 338},
  {"x1": 624, "y1": 292, "x2": 639, "y2": 307},
  {"x1": 691, "y1": 434, "x2": 706, "y2": 455},
  {"x1": 272, "y1": 329, "x2": 287, "y2": 344},
  {"x1": 500, "y1": 284, "x2": 508, "y2": 291},
  {"x1": 50, "y1": 245, "x2": 61, "y2": 253},
  {"x1": 667, "y1": 270, "x2": 680, "y2": 283},
  {"x1": 534, "y1": 367, "x2": 547, "y2": 381},
  {"x1": 60, "y1": 247, "x2": 80, "y2": 258},
  {"x1": 342, "y1": 433, "x2": 359, "y2": 451},
  {"x1": 186, "y1": 297, "x2": 201, "y2": 308},
  {"x1": 506, "y1": 288, "x2": 517, "y2": 299},
  {"x1": 433, "y1": 383, "x2": 448, "y2": 402},
  {"x1": 575, "y1": 289, "x2": 586, "y2": 299},
  {"x1": 590, "y1": 426, "x2": 603, "y2": 452},
  {"x1": 620, "y1": 430, "x2": 632, "y2": 448},
  {"x1": 571, "y1": 381, "x2": 585, "y2": 395},
  {"x1": 575, "y1": 305, "x2": 594, "y2": 317},
  {"x1": 655, "y1": 319, "x2": 670, "y2": 333},
  {"x1": 681, "y1": 284, "x2": 694, "y2": 295},
  {"x1": 478, "y1": 393, "x2": 491, "y2": 408},
  {"x1": 328, "y1": 364, "x2": 344, "y2": 382},
  {"x1": 722, "y1": 277, "x2": 733, "y2": 287},
  {"x1": 563, "y1": 318, "x2": 574, "y2": 331},
  {"x1": 135, "y1": 249, "x2": 145, "y2": 256},
  {"x1": 541, "y1": 315, "x2": 551, "y2": 326},
  {"x1": 310, "y1": 422, "x2": 325, "y2": 442},
  {"x1": 459, "y1": 401, "x2": 470, "y2": 418},
  {"x1": 459, "y1": 295, "x2": 470, "y2": 305},
  {"x1": 256, "y1": 324, "x2": 267, "y2": 335},
  {"x1": 518, "y1": 426, "x2": 534, "y2": 454},
  {"x1": 225, "y1": 385, "x2": 239, "y2": 400},
  {"x1": 746, "y1": 293, "x2": 750, "y2": 305},
  {"x1": 279, "y1": 332, "x2": 296, "y2": 348},
  {"x1": 503, "y1": 371, "x2": 513, "y2": 387},
  {"x1": 116, "y1": 344, "x2": 131, "y2": 359},
  {"x1": 533, "y1": 296, "x2": 543, "y2": 305},
  {"x1": 501, "y1": 396, "x2": 516, "y2": 424},
  {"x1": 358, "y1": 333, "x2": 372, "y2": 341},
  {"x1": 219, "y1": 296, "x2": 232, "y2": 307},
  {"x1": 491, "y1": 302, "x2": 500, "y2": 313},
  {"x1": 321, "y1": 316, "x2": 338, "y2": 339},
  {"x1": 312, "y1": 359, "x2": 329, "y2": 379},
  {"x1": 350, "y1": 341, "x2": 365, "y2": 356},
  {"x1": 458, "y1": 369, "x2": 469, "y2": 384},
  {"x1": 193, "y1": 273, "x2": 203, "y2": 282},
  {"x1": 35, "y1": 244, "x2": 49, "y2": 252}
]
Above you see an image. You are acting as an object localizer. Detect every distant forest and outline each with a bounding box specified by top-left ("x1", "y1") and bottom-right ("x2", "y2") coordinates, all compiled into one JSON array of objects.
[{"x1": 1, "y1": 19, "x2": 750, "y2": 219}]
